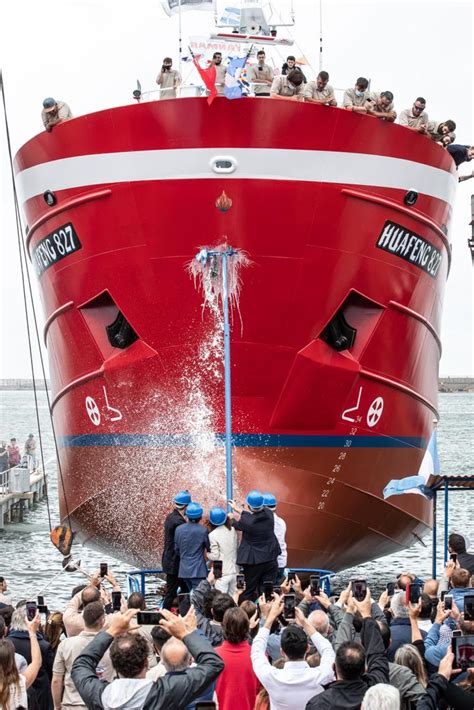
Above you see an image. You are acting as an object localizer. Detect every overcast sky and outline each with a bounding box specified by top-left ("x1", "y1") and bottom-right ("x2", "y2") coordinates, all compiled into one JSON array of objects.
[{"x1": 0, "y1": 0, "x2": 472, "y2": 379}]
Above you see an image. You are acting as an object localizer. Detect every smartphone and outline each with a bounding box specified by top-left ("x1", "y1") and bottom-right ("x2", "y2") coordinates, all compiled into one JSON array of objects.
[
  {"x1": 37, "y1": 595, "x2": 45, "y2": 606},
  {"x1": 100, "y1": 562, "x2": 108, "y2": 578},
  {"x1": 195, "y1": 703, "x2": 217, "y2": 709},
  {"x1": 386, "y1": 582, "x2": 396, "y2": 597},
  {"x1": 177, "y1": 592, "x2": 191, "y2": 616},
  {"x1": 452, "y1": 634, "x2": 474, "y2": 670},
  {"x1": 450, "y1": 553, "x2": 457, "y2": 564},
  {"x1": 112, "y1": 591, "x2": 122, "y2": 612},
  {"x1": 310, "y1": 575, "x2": 320, "y2": 596},
  {"x1": 38, "y1": 604, "x2": 48, "y2": 615},
  {"x1": 274, "y1": 586, "x2": 282, "y2": 595},
  {"x1": 406, "y1": 583, "x2": 422, "y2": 605},
  {"x1": 236, "y1": 574, "x2": 245, "y2": 590},
  {"x1": 137, "y1": 611, "x2": 164, "y2": 625},
  {"x1": 444, "y1": 595, "x2": 453, "y2": 611},
  {"x1": 351, "y1": 580, "x2": 367, "y2": 602},
  {"x1": 263, "y1": 581, "x2": 274, "y2": 603},
  {"x1": 26, "y1": 601, "x2": 37, "y2": 621},
  {"x1": 287, "y1": 572, "x2": 296, "y2": 584},
  {"x1": 440, "y1": 590, "x2": 448, "y2": 602},
  {"x1": 283, "y1": 593, "x2": 296, "y2": 619},
  {"x1": 464, "y1": 595, "x2": 474, "y2": 621},
  {"x1": 213, "y1": 560, "x2": 223, "y2": 580},
  {"x1": 452, "y1": 629, "x2": 462, "y2": 638}
]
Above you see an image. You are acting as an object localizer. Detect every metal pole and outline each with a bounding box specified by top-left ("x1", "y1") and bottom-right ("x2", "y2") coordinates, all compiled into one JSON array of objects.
[
  {"x1": 432, "y1": 489, "x2": 437, "y2": 579},
  {"x1": 221, "y1": 252, "x2": 233, "y2": 505},
  {"x1": 443, "y1": 478, "x2": 449, "y2": 566},
  {"x1": 319, "y1": 0, "x2": 323, "y2": 71},
  {"x1": 178, "y1": 0, "x2": 182, "y2": 63}
]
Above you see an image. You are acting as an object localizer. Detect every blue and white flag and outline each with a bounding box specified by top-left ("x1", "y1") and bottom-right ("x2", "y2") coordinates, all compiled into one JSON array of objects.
[
  {"x1": 383, "y1": 430, "x2": 440, "y2": 500},
  {"x1": 219, "y1": 6, "x2": 240, "y2": 26},
  {"x1": 224, "y1": 56, "x2": 249, "y2": 99}
]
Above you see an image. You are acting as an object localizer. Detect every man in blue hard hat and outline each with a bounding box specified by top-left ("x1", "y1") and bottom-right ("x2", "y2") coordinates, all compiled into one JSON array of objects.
[
  {"x1": 174, "y1": 502, "x2": 210, "y2": 592},
  {"x1": 161, "y1": 491, "x2": 191, "y2": 610},
  {"x1": 229, "y1": 490, "x2": 281, "y2": 601},
  {"x1": 263, "y1": 493, "x2": 288, "y2": 584}
]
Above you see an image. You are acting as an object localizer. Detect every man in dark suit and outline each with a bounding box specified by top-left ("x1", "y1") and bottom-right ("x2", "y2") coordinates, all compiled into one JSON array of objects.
[
  {"x1": 229, "y1": 490, "x2": 281, "y2": 601},
  {"x1": 449, "y1": 533, "x2": 474, "y2": 575},
  {"x1": 161, "y1": 491, "x2": 191, "y2": 609}
]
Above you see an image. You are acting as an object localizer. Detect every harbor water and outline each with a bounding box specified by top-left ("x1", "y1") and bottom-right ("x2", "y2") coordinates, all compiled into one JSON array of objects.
[{"x1": 0, "y1": 389, "x2": 472, "y2": 608}]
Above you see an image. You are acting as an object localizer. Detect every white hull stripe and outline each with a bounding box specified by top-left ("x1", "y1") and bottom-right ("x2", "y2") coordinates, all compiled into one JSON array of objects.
[{"x1": 16, "y1": 147, "x2": 456, "y2": 205}]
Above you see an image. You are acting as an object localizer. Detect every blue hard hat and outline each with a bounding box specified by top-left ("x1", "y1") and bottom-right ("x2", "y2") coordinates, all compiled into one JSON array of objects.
[
  {"x1": 263, "y1": 492, "x2": 277, "y2": 509},
  {"x1": 246, "y1": 490, "x2": 264, "y2": 511},
  {"x1": 209, "y1": 507, "x2": 227, "y2": 526},
  {"x1": 174, "y1": 490, "x2": 191, "y2": 507},
  {"x1": 186, "y1": 502, "x2": 203, "y2": 520}
]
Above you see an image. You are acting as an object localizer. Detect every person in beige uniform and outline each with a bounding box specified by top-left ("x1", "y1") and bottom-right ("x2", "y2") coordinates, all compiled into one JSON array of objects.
[
  {"x1": 156, "y1": 57, "x2": 181, "y2": 99},
  {"x1": 366, "y1": 91, "x2": 397, "y2": 122},
  {"x1": 249, "y1": 50, "x2": 273, "y2": 97},
  {"x1": 52, "y1": 602, "x2": 114, "y2": 709},
  {"x1": 41, "y1": 98, "x2": 73, "y2": 132},
  {"x1": 398, "y1": 97, "x2": 429, "y2": 133},
  {"x1": 211, "y1": 52, "x2": 227, "y2": 96},
  {"x1": 270, "y1": 70, "x2": 305, "y2": 101},
  {"x1": 427, "y1": 119, "x2": 456, "y2": 145},
  {"x1": 343, "y1": 77, "x2": 371, "y2": 112},
  {"x1": 304, "y1": 71, "x2": 337, "y2": 106}
]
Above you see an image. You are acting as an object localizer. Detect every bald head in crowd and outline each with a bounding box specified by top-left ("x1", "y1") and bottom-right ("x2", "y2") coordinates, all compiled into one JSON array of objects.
[
  {"x1": 82, "y1": 585, "x2": 101, "y2": 607},
  {"x1": 423, "y1": 579, "x2": 439, "y2": 597},
  {"x1": 308, "y1": 610, "x2": 330, "y2": 637},
  {"x1": 160, "y1": 637, "x2": 192, "y2": 672}
]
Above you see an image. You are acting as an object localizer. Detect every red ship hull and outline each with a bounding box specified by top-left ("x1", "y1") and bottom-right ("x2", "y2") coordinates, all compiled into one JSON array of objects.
[{"x1": 14, "y1": 98, "x2": 456, "y2": 569}]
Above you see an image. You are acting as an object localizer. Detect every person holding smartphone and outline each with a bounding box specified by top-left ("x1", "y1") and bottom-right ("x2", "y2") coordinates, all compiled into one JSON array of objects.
[
  {"x1": 248, "y1": 50, "x2": 273, "y2": 97},
  {"x1": 208, "y1": 507, "x2": 238, "y2": 594},
  {"x1": 156, "y1": 56, "x2": 181, "y2": 100}
]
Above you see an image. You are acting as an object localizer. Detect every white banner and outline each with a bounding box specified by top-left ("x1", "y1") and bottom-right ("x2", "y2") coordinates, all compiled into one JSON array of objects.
[
  {"x1": 161, "y1": 0, "x2": 214, "y2": 16},
  {"x1": 189, "y1": 34, "x2": 246, "y2": 56}
]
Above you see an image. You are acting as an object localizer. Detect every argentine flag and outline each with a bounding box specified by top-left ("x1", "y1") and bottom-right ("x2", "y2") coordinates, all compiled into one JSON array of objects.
[
  {"x1": 220, "y1": 6, "x2": 240, "y2": 26},
  {"x1": 224, "y1": 56, "x2": 249, "y2": 99},
  {"x1": 383, "y1": 430, "x2": 440, "y2": 500}
]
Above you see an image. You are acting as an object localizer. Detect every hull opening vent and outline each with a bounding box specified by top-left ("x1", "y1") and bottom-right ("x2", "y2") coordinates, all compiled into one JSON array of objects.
[
  {"x1": 321, "y1": 311, "x2": 356, "y2": 352},
  {"x1": 106, "y1": 312, "x2": 138, "y2": 349}
]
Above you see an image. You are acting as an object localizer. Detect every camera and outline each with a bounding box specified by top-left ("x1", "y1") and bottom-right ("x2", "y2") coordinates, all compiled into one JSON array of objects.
[
  {"x1": 236, "y1": 574, "x2": 245, "y2": 590},
  {"x1": 309, "y1": 575, "x2": 320, "y2": 596},
  {"x1": 100, "y1": 562, "x2": 108, "y2": 578}
]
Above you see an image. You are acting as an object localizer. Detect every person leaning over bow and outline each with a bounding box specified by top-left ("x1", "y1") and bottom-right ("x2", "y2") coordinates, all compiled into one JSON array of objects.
[
  {"x1": 304, "y1": 71, "x2": 337, "y2": 106},
  {"x1": 41, "y1": 98, "x2": 73, "y2": 132},
  {"x1": 398, "y1": 97, "x2": 429, "y2": 133},
  {"x1": 343, "y1": 76, "x2": 371, "y2": 113},
  {"x1": 270, "y1": 69, "x2": 306, "y2": 101},
  {"x1": 161, "y1": 490, "x2": 191, "y2": 610},
  {"x1": 228, "y1": 490, "x2": 280, "y2": 601},
  {"x1": 365, "y1": 91, "x2": 397, "y2": 122}
]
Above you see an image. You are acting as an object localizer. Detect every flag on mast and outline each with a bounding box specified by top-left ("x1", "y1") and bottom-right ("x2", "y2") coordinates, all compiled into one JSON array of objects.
[
  {"x1": 161, "y1": 0, "x2": 213, "y2": 16},
  {"x1": 193, "y1": 60, "x2": 217, "y2": 105}
]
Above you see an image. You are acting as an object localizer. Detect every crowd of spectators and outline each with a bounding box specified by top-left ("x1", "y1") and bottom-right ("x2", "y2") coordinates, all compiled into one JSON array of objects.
[{"x1": 1, "y1": 492, "x2": 473, "y2": 709}]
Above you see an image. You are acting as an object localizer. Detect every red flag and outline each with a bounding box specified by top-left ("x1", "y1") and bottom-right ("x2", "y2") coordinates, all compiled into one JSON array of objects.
[{"x1": 193, "y1": 60, "x2": 217, "y2": 105}]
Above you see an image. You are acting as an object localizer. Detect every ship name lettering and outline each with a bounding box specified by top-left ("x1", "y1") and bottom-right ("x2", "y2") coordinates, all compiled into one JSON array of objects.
[
  {"x1": 32, "y1": 222, "x2": 82, "y2": 277},
  {"x1": 376, "y1": 220, "x2": 442, "y2": 279}
]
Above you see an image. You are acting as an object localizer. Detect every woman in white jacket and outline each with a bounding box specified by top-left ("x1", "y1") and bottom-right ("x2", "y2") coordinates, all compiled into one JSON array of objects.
[{"x1": 207, "y1": 507, "x2": 239, "y2": 594}]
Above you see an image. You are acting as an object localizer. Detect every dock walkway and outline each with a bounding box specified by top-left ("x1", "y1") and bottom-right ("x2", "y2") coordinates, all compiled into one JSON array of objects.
[{"x1": 0, "y1": 464, "x2": 46, "y2": 528}]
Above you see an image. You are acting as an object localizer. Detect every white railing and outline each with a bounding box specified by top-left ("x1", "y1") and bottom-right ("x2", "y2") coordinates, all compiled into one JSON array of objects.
[{"x1": 0, "y1": 456, "x2": 34, "y2": 495}]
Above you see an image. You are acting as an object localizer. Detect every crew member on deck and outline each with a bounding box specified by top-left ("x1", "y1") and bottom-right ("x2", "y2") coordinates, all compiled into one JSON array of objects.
[
  {"x1": 156, "y1": 57, "x2": 181, "y2": 99},
  {"x1": 281, "y1": 55, "x2": 306, "y2": 83},
  {"x1": 41, "y1": 98, "x2": 73, "y2": 132},
  {"x1": 304, "y1": 71, "x2": 337, "y2": 106},
  {"x1": 249, "y1": 50, "x2": 273, "y2": 97},
  {"x1": 161, "y1": 490, "x2": 190, "y2": 610},
  {"x1": 270, "y1": 70, "x2": 305, "y2": 101},
  {"x1": 427, "y1": 120, "x2": 456, "y2": 145},
  {"x1": 398, "y1": 97, "x2": 429, "y2": 133},
  {"x1": 211, "y1": 52, "x2": 227, "y2": 96},
  {"x1": 342, "y1": 77, "x2": 371, "y2": 112},
  {"x1": 366, "y1": 91, "x2": 396, "y2": 122}
]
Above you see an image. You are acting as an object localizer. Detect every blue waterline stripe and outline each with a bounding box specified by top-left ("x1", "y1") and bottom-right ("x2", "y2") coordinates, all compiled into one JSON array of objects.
[{"x1": 57, "y1": 433, "x2": 426, "y2": 449}]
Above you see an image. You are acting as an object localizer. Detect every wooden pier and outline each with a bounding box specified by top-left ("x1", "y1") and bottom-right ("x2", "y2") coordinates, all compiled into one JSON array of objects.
[{"x1": 0, "y1": 467, "x2": 46, "y2": 528}]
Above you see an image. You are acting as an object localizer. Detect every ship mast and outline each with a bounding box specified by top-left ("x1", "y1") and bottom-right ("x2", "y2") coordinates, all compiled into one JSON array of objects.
[{"x1": 319, "y1": 0, "x2": 323, "y2": 71}]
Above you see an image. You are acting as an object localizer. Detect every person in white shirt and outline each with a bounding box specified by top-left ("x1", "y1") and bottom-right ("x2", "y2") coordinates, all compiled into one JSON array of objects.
[
  {"x1": 207, "y1": 507, "x2": 238, "y2": 594},
  {"x1": 251, "y1": 595, "x2": 335, "y2": 710},
  {"x1": 263, "y1": 493, "x2": 287, "y2": 583}
]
